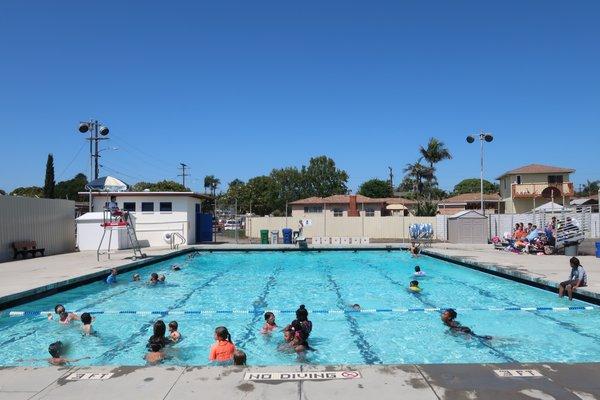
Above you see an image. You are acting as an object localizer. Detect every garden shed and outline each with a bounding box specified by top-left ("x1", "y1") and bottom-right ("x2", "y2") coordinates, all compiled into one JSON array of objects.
[{"x1": 447, "y1": 210, "x2": 488, "y2": 244}]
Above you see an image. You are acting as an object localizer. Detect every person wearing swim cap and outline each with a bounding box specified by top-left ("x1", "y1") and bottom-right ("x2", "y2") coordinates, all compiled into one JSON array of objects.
[{"x1": 408, "y1": 280, "x2": 421, "y2": 292}]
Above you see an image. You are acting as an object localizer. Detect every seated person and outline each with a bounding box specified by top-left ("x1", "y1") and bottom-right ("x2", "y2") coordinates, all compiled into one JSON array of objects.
[{"x1": 558, "y1": 257, "x2": 588, "y2": 301}]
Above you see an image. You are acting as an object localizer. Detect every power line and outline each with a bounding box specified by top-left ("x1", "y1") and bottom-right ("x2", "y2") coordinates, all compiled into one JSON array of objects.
[
  {"x1": 178, "y1": 163, "x2": 190, "y2": 187},
  {"x1": 57, "y1": 142, "x2": 87, "y2": 180},
  {"x1": 100, "y1": 164, "x2": 152, "y2": 183}
]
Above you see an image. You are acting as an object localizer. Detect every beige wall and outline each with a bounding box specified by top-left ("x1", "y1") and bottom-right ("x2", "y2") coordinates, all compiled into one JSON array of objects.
[
  {"x1": 247, "y1": 215, "x2": 437, "y2": 239},
  {"x1": 0, "y1": 196, "x2": 75, "y2": 262},
  {"x1": 291, "y1": 204, "x2": 383, "y2": 218}
]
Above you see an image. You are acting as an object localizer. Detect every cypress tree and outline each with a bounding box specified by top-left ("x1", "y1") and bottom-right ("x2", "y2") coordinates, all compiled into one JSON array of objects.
[{"x1": 44, "y1": 153, "x2": 55, "y2": 198}]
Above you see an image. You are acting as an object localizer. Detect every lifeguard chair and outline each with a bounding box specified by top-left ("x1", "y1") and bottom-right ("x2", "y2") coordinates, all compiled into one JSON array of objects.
[{"x1": 97, "y1": 201, "x2": 146, "y2": 261}]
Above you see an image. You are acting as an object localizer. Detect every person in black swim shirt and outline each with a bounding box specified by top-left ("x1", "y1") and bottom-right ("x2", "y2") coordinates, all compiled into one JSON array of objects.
[{"x1": 441, "y1": 309, "x2": 491, "y2": 340}]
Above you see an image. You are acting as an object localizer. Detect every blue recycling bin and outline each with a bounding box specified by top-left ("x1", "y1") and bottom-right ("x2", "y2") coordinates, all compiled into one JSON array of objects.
[
  {"x1": 596, "y1": 242, "x2": 600, "y2": 258},
  {"x1": 282, "y1": 228, "x2": 293, "y2": 244}
]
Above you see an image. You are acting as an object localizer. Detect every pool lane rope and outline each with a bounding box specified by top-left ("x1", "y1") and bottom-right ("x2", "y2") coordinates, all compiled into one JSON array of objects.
[{"x1": 4, "y1": 305, "x2": 598, "y2": 317}]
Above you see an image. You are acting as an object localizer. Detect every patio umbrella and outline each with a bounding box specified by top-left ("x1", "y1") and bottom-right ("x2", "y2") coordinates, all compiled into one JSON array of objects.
[{"x1": 85, "y1": 176, "x2": 129, "y2": 192}]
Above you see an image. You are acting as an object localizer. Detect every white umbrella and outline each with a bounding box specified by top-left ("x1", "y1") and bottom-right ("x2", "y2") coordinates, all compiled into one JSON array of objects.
[{"x1": 85, "y1": 176, "x2": 128, "y2": 192}]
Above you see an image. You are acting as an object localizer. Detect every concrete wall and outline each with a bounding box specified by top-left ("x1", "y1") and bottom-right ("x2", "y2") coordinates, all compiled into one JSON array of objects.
[
  {"x1": 246, "y1": 215, "x2": 437, "y2": 239},
  {"x1": 291, "y1": 205, "x2": 383, "y2": 218},
  {"x1": 0, "y1": 196, "x2": 75, "y2": 262}
]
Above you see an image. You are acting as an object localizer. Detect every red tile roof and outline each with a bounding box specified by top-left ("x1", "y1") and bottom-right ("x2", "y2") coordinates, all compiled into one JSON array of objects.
[
  {"x1": 439, "y1": 192, "x2": 501, "y2": 204},
  {"x1": 496, "y1": 164, "x2": 574, "y2": 179},
  {"x1": 289, "y1": 195, "x2": 416, "y2": 205}
]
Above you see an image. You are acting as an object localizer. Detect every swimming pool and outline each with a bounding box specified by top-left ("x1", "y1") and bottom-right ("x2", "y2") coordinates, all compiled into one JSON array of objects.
[{"x1": 1, "y1": 250, "x2": 599, "y2": 366}]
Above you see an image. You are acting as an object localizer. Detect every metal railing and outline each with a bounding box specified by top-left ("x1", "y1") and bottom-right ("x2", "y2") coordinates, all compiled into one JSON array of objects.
[
  {"x1": 169, "y1": 232, "x2": 186, "y2": 250},
  {"x1": 511, "y1": 182, "x2": 574, "y2": 198}
]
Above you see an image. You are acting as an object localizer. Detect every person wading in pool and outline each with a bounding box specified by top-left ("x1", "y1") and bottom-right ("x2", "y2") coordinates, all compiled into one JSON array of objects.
[{"x1": 441, "y1": 309, "x2": 491, "y2": 340}]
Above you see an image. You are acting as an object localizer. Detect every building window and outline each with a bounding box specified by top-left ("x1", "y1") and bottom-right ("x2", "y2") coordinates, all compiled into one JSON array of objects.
[
  {"x1": 333, "y1": 208, "x2": 344, "y2": 217},
  {"x1": 365, "y1": 208, "x2": 375, "y2": 217},
  {"x1": 123, "y1": 202, "x2": 136, "y2": 212},
  {"x1": 548, "y1": 175, "x2": 563, "y2": 184},
  {"x1": 516, "y1": 175, "x2": 522, "y2": 185},
  {"x1": 141, "y1": 202, "x2": 154, "y2": 212},
  {"x1": 304, "y1": 206, "x2": 323, "y2": 213},
  {"x1": 160, "y1": 202, "x2": 173, "y2": 212}
]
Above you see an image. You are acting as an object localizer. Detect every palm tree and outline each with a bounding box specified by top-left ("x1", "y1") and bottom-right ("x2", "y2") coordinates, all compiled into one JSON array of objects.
[
  {"x1": 210, "y1": 177, "x2": 220, "y2": 197},
  {"x1": 403, "y1": 159, "x2": 434, "y2": 195},
  {"x1": 204, "y1": 175, "x2": 220, "y2": 196},
  {"x1": 581, "y1": 180, "x2": 599, "y2": 196},
  {"x1": 419, "y1": 137, "x2": 452, "y2": 169}
]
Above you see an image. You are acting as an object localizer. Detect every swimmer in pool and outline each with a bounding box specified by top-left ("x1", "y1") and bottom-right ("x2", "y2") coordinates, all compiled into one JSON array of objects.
[
  {"x1": 132, "y1": 273, "x2": 141, "y2": 282},
  {"x1": 168, "y1": 321, "x2": 181, "y2": 342},
  {"x1": 351, "y1": 304, "x2": 361, "y2": 311},
  {"x1": 145, "y1": 342, "x2": 165, "y2": 364},
  {"x1": 441, "y1": 309, "x2": 491, "y2": 340},
  {"x1": 158, "y1": 274, "x2": 166, "y2": 283},
  {"x1": 261, "y1": 312, "x2": 278, "y2": 334},
  {"x1": 408, "y1": 280, "x2": 421, "y2": 293},
  {"x1": 80, "y1": 312, "x2": 94, "y2": 335},
  {"x1": 149, "y1": 273, "x2": 159, "y2": 285},
  {"x1": 47, "y1": 341, "x2": 89, "y2": 365},
  {"x1": 171, "y1": 264, "x2": 181, "y2": 271},
  {"x1": 48, "y1": 304, "x2": 79, "y2": 322},
  {"x1": 414, "y1": 265, "x2": 426, "y2": 276}
]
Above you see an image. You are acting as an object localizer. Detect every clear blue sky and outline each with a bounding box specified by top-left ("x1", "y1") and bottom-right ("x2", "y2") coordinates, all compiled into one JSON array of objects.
[{"x1": 1, "y1": 1, "x2": 599, "y2": 193}]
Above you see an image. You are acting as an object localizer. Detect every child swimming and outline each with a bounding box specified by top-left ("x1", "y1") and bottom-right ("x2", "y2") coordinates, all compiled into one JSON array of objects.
[
  {"x1": 414, "y1": 266, "x2": 426, "y2": 276},
  {"x1": 80, "y1": 312, "x2": 94, "y2": 335},
  {"x1": 49, "y1": 304, "x2": 79, "y2": 322},
  {"x1": 132, "y1": 273, "x2": 141, "y2": 281},
  {"x1": 233, "y1": 350, "x2": 247, "y2": 366},
  {"x1": 149, "y1": 273, "x2": 159, "y2": 285},
  {"x1": 441, "y1": 309, "x2": 491, "y2": 340},
  {"x1": 260, "y1": 312, "x2": 278, "y2": 334},
  {"x1": 169, "y1": 321, "x2": 181, "y2": 342},
  {"x1": 47, "y1": 341, "x2": 89, "y2": 365},
  {"x1": 147, "y1": 320, "x2": 170, "y2": 350},
  {"x1": 106, "y1": 268, "x2": 117, "y2": 284},
  {"x1": 408, "y1": 280, "x2": 421, "y2": 292},
  {"x1": 145, "y1": 342, "x2": 165, "y2": 364},
  {"x1": 209, "y1": 326, "x2": 236, "y2": 362},
  {"x1": 292, "y1": 305, "x2": 313, "y2": 338}
]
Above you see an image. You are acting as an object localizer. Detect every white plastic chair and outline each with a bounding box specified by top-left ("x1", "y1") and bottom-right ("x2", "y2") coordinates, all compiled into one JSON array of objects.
[
  {"x1": 352, "y1": 237, "x2": 361, "y2": 245},
  {"x1": 321, "y1": 236, "x2": 331, "y2": 245},
  {"x1": 332, "y1": 237, "x2": 341, "y2": 245},
  {"x1": 361, "y1": 237, "x2": 370, "y2": 244},
  {"x1": 341, "y1": 237, "x2": 350, "y2": 245},
  {"x1": 312, "y1": 237, "x2": 321, "y2": 245}
]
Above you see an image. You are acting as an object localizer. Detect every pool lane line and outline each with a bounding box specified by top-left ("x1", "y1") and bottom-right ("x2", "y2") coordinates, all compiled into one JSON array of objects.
[
  {"x1": 440, "y1": 272, "x2": 600, "y2": 343},
  {"x1": 325, "y1": 271, "x2": 382, "y2": 365},
  {"x1": 371, "y1": 265, "x2": 517, "y2": 363},
  {"x1": 4, "y1": 305, "x2": 598, "y2": 318},
  {"x1": 236, "y1": 265, "x2": 283, "y2": 349},
  {"x1": 98, "y1": 270, "x2": 226, "y2": 363}
]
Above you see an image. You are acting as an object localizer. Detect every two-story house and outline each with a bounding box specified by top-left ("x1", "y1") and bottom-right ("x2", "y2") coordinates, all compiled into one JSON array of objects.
[{"x1": 496, "y1": 164, "x2": 575, "y2": 213}]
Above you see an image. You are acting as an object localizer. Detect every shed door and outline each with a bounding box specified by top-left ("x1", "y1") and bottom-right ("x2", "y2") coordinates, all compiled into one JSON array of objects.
[{"x1": 461, "y1": 219, "x2": 485, "y2": 243}]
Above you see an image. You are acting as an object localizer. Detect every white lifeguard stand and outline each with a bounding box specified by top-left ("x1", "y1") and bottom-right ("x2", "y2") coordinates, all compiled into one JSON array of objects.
[{"x1": 97, "y1": 205, "x2": 146, "y2": 261}]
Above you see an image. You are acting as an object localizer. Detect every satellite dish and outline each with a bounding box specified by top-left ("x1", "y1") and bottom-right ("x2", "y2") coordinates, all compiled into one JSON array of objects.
[
  {"x1": 99, "y1": 126, "x2": 110, "y2": 136},
  {"x1": 78, "y1": 123, "x2": 90, "y2": 133},
  {"x1": 466, "y1": 135, "x2": 475, "y2": 143},
  {"x1": 484, "y1": 134, "x2": 494, "y2": 142}
]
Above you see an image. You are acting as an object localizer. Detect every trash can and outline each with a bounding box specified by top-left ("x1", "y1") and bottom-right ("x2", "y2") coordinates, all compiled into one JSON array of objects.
[
  {"x1": 282, "y1": 228, "x2": 293, "y2": 244},
  {"x1": 270, "y1": 230, "x2": 279, "y2": 244},
  {"x1": 596, "y1": 241, "x2": 600, "y2": 258},
  {"x1": 260, "y1": 230, "x2": 269, "y2": 245},
  {"x1": 564, "y1": 242, "x2": 579, "y2": 257}
]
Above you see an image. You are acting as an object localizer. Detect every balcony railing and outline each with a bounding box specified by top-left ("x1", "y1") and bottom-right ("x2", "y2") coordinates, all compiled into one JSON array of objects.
[{"x1": 511, "y1": 182, "x2": 574, "y2": 199}]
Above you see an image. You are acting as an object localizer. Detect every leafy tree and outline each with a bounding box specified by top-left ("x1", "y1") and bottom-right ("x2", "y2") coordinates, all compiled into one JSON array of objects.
[
  {"x1": 131, "y1": 180, "x2": 189, "y2": 192},
  {"x1": 10, "y1": 186, "x2": 44, "y2": 197},
  {"x1": 302, "y1": 156, "x2": 349, "y2": 197},
  {"x1": 578, "y1": 180, "x2": 599, "y2": 197},
  {"x1": 453, "y1": 178, "x2": 499, "y2": 195},
  {"x1": 55, "y1": 173, "x2": 88, "y2": 201},
  {"x1": 0, "y1": 189, "x2": 5, "y2": 195},
  {"x1": 358, "y1": 178, "x2": 393, "y2": 198},
  {"x1": 270, "y1": 167, "x2": 305, "y2": 214},
  {"x1": 415, "y1": 200, "x2": 439, "y2": 216},
  {"x1": 44, "y1": 154, "x2": 55, "y2": 199},
  {"x1": 244, "y1": 176, "x2": 279, "y2": 216}
]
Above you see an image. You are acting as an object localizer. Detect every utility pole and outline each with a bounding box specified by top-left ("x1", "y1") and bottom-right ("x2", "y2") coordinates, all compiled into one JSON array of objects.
[
  {"x1": 388, "y1": 166, "x2": 394, "y2": 191},
  {"x1": 178, "y1": 163, "x2": 190, "y2": 188}
]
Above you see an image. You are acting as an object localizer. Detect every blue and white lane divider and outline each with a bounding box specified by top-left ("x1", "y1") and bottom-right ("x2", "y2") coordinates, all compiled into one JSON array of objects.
[{"x1": 5, "y1": 305, "x2": 598, "y2": 317}]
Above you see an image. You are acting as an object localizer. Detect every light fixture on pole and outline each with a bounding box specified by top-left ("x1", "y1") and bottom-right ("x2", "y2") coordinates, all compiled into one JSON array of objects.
[
  {"x1": 466, "y1": 130, "x2": 494, "y2": 214},
  {"x1": 78, "y1": 120, "x2": 110, "y2": 212}
]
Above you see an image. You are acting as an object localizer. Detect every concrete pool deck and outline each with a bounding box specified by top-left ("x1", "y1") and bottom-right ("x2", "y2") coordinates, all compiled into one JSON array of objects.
[{"x1": 1, "y1": 363, "x2": 599, "y2": 400}]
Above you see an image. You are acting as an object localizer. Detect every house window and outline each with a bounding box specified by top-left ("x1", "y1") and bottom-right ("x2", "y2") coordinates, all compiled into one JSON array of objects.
[
  {"x1": 548, "y1": 175, "x2": 563, "y2": 184},
  {"x1": 304, "y1": 206, "x2": 323, "y2": 213},
  {"x1": 123, "y1": 202, "x2": 136, "y2": 212},
  {"x1": 365, "y1": 208, "x2": 375, "y2": 217},
  {"x1": 516, "y1": 175, "x2": 522, "y2": 185},
  {"x1": 160, "y1": 202, "x2": 173, "y2": 212},
  {"x1": 141, "y1": 202, "x2": 154, "y2": 212},
  {"x1": 333, "y1": 208, "x2": 344, "y2": 217}
]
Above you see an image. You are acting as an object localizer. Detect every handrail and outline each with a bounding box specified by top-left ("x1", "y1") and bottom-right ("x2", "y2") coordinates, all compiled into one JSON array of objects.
[{"x1": 169, "y1": 232, "x2": 186, "y2": 249}]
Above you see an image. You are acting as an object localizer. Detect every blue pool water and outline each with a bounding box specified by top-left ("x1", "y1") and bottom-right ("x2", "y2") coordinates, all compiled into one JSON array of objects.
[{"x1": 1, "y1": 250, "x2": 599, "y2": 366}]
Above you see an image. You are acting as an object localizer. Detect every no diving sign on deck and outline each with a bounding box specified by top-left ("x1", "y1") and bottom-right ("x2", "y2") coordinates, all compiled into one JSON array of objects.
[
  {"x1": 244, "y1": 370, "x2": 361, "y2": 381},
  {"x1": 66, "y1": 373, "x2": 114, "y2": 381}
]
